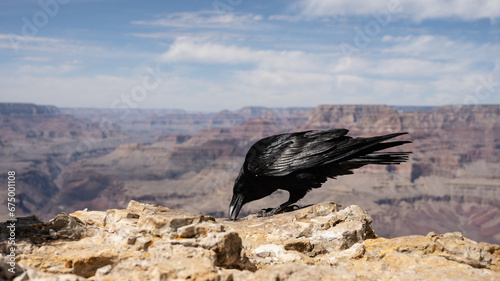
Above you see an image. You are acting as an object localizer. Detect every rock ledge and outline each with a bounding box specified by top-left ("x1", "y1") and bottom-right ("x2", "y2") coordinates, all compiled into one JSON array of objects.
[{"x1": 1, "y1": 201, "x2": 499, "y2": 280}]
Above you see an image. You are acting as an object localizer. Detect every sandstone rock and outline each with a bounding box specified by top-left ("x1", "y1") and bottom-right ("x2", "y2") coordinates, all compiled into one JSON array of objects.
[
  {"x1": 70, "y1": 209, "x2": 107, "y2": 227},
  {"x1": 228, "y1": 263, "x2": 362, "y2": 281},
  {"x1": 2, "y1": 201, "x2": 500, "y2": 281},
  {"x1": 126, "y1": 199, "x2": 173, "y2": 215},
  {"x1": 45, "y1": 213, "x2": 92, "y2": 240},
  {"x1": 0, "y1": 256, "x2": 87, "y2": 281},
  {"x1": 221, "y1": 202, "x2": 375, "y2": 263},
  {"x1": 0, "y1": 201, "x2": 256, "y2": 280},
  {"x1": 426, "y1": 231, "x2": 500, "y2": 271}
]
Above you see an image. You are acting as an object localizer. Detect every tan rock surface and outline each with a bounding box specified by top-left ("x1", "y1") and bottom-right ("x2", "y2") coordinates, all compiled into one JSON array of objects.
[{"x1": 1, "y1": 201, "x2": 499, "y2": 280}]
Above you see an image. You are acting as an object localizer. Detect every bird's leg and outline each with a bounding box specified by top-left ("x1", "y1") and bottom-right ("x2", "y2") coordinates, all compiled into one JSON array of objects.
[
  {"x1": 257, "y1": 201, "x2": 293, "y2": 217},
  {"x1": 257, "y1": 190, "x2": 307, "y2": 217}
]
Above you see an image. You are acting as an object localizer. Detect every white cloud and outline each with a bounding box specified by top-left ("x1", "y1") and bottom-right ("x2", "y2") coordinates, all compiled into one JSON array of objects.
[
  {"x1": 0, "y1": 33, "x2": 61, "y2": 52},
  {"x1": 0, "y1": 33, "x2": 61, "y2": 44},
  {"x1": 161, "y1": 35, "x2": 499, "y2": 81},
  {"x1": 290, "y1": 0, "x2": 500, "y2": 22},
  {"x1": 2, "y1": 32, "x2": 499, "y2": 111},
  {"x1": 235, "y1": 69, "x2": 334, "y2": 89},
  {"x1": 156, "y1": 35, "x2": 500, "y2": 109},
  {"x1": 161, "y1": 37, "x2": 327, "y2": 72},
  {"x1": 16, "y1": 62, "x2": 81, "y2": 75},
  {"x1": 132, "y1": 11, "x2": 262, "y2": 29},
  {"x1": 359, "y1": 58, "x2": 465, "y2": 78},
  {"x1": 161, "y1": 37, "x2": 258, "y2": 64},
  {"x1": 0, "y1": 33, "x2": 103, "y2": 55},
  {"x1": 381, "y1": 35, "x2": 500, "y2": 62},
  {"x1": 157, "y1": 38, "x2": 340, "y2": 109}
]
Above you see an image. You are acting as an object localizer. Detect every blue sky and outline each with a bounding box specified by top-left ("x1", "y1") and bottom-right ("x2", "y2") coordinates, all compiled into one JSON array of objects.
[{"x1": 1, "y1": 0, "x2": 499, "y2": 112}]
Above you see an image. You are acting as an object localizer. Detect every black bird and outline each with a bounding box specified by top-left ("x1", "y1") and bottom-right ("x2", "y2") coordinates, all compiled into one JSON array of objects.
[{"x1": 228, "y1": 129, "x2": 411, "y2": 220}]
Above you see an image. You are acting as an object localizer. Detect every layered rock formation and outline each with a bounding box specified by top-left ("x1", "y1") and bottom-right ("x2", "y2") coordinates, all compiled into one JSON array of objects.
[
  {"x1": 2, "y1": 103, "x2": 499, "y2": 246},
  {"x1": 0, "y1": 103, "x2": 128, "y2": 222},
  {"x1": 1, "y1": 201, "x2": 499, "y2": 280},
  {"x1": 0, "y1": 103, "x2": 60, "y2": 116},
  {"x1": 61, "y1": 106, "x2": 312, "y2": 141},
  {"x1": 0, "y1": 103, "x2": 122, "y2": 142}
]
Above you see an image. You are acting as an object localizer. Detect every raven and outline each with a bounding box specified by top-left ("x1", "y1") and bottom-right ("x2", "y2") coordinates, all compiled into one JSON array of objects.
[{"x1": 228, "y1": 129, "x2": 411, "y2": 220}]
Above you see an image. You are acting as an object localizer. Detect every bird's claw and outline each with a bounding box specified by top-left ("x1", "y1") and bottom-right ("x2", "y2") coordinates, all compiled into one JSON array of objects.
[
  {"x1": 257, "y1": 205, "x2": 301, "y2": 217},
  {"x1": 257, "y1": 208, "x2": 275, "y2": 217}
]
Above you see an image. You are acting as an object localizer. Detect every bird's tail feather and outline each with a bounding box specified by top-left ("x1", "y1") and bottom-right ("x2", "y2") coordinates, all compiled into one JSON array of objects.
[
  {"x1": 316, "y1": 132, "x2": 412, "y2": 180},
  {"x1": 324, "y1": 132, "x2": 411, "y2": 165},
  {"x1": 367, "y1": 140, "x2": 412, "y2": 152},
  {"x1": 321, "y1": 151, "x2": 411, "y2": 180},
  {"x1": 345, "y1": 133, "x2": 412, "y2": 164},
  {"x1": 347, "y1": 152, "x2": 411, "y2": 165}
]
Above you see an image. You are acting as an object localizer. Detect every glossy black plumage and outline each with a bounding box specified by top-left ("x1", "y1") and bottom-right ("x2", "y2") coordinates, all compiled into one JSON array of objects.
[{"x1": 228, "y1": 129, "x2": 412, "y2": 220}]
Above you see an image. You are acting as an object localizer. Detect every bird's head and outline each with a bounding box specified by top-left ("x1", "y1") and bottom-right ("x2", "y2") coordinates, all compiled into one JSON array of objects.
[{"x1": 228, "y1": 179, "x2": 249, "y2": 221}]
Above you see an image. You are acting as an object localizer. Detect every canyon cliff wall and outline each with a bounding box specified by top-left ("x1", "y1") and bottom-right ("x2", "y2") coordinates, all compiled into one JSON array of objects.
[{"x1": 1, "y1": 103, "x2": 499, "y2": 245}]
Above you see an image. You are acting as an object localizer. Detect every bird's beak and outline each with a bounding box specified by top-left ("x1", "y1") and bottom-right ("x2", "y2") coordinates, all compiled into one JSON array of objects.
[{"x1": 229, "y1": 193, "x2": 244, "y2": 221}]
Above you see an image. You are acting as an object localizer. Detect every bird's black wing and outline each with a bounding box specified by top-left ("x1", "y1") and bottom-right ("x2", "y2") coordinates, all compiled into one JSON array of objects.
[
  {"x1": 244, "y1": 129, "x2": 351, "y2": 176},
  {"x1": 244, "y1": 129, "x2": 409, "y2": 177}
]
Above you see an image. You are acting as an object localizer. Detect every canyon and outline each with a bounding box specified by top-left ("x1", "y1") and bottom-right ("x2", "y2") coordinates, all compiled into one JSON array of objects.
[{"x1": 1, "y1": 103, "x2": 499, "y2": 245}]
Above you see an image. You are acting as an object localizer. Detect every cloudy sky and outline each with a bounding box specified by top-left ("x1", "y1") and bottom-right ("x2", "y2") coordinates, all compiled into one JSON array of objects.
[{"x1": 1, "y1": 0, "x2": 499, "y2": 112}]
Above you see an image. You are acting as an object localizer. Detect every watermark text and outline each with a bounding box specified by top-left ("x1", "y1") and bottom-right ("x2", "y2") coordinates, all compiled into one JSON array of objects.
[{"x1": 7, "y1": 171, "x2": 17, "y2": 274}]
